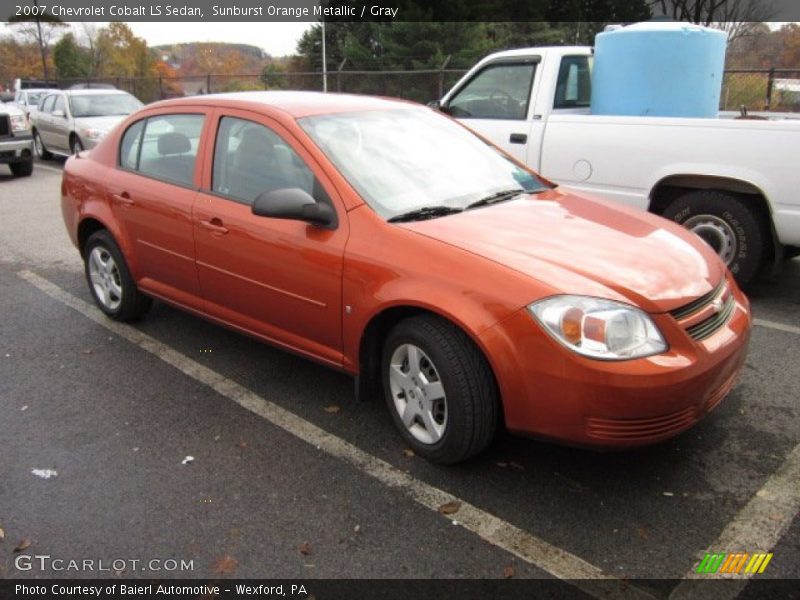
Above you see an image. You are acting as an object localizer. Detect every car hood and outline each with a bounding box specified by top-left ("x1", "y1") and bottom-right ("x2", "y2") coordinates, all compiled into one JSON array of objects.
[
  {"x1": 403, "y1": 190, "x2": 724, "y2": 313},
  {"x1": 74, "y1": 115, "x2": 127, "y2": 131}
]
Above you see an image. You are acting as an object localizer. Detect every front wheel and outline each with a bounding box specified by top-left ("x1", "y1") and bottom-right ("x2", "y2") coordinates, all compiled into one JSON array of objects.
[
  {"x1": 663, "y1": 190, "x2": 769, "y2": 286},
  {"x1": 9, "y1": 158, "x2": 33, "y2": 177},
  {"x1": 83, "y1": 230, "x2": 152, "y2": 321},
  {"x1": 382, "y1": 315, "x2": 498, "y2": 464}
]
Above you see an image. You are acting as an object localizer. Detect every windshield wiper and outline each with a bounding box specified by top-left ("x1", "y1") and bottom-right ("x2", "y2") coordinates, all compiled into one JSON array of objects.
[
  {"x1": 465, "y1": 189, "x2": 526, "y2": 210},
  {"x1": 388, "y1": 205, "x2": 463, "y2": 223}
]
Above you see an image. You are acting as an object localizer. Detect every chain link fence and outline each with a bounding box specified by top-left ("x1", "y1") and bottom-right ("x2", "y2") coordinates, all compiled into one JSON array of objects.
[{"x1": 58, "y1": 68, "x2": 799, "y2": 112}]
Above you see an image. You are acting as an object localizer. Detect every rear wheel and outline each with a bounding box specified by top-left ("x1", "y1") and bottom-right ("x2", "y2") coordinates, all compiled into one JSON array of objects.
[
  {"x1": 9, "y1": 158, "x2": 33, "y2": 177},
  {"x1": 663, "y1": 190, "x2": 769, "y2": 286},
  {"x1": 70, "y1": 135, "x2": 84, "y2": 155},
  {"x1": 33, "y1": 130, "x2": 52, "y2": 160},
  {"x1": 382, "y1": 315, "x2": 498, "y2": 464},
  {"x1": 83, "y1": 230, "x2": 152, "y2": 321}
]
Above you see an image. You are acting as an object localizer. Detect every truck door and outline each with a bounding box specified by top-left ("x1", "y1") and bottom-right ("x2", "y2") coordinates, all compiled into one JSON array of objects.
[{"x1": 443, "y1": 57, "x2": 541, "y2": 164}]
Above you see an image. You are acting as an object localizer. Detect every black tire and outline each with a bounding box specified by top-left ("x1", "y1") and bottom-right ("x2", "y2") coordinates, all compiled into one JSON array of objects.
[
  {"x1": 70, "y1": 135, "x2": 84, "y2": 155},
  {"x1": 83, "y1": 230, "x2": 152, "y2": 322},
  {"x1": 33, "y1": 130, "x2": 52, "y2": 160},
  {"x1": 9, "y1": 158, "x2": 33, "y2": 177},
  {"x1": 662, "y1": 190, "x2": 769, "y2": 286},
  {"x1": 382, "y1": 315, "x2": 498, "y2": 464}
]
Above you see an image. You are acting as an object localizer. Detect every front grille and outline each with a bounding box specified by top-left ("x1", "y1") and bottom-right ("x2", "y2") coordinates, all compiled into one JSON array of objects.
[
  {"x1": 669, "y1": 281, "x2": 724, "y2": 320},
  {"x1": 586, "y1": 406, "x2": 696, "y2": 441},
  {"x1": 669, "y1": 280, "x2": 735, "y2": 342},
  {"x1": 685, "y1": 296, "x2": 736, "y2": 341},
  {"x1": 0, "y1": 116, "x2": 10, "y2": 137}
]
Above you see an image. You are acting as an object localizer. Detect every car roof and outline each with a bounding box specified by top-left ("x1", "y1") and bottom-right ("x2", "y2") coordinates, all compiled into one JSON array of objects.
[
  {"x1": 43, "y1": 89, "x2": 130, "y2": 97},
  {"x1": 147, "y1": 91, "x2": 419, "y2": 118}
]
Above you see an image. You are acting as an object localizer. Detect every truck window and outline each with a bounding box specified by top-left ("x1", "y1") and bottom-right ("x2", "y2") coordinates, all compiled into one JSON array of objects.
[
  {"x1": 447, "y1": 62, "x2": 537, "y2": 121},
  {"x1": 554, "y1": 56, "x2": 592, "y2": 109}
]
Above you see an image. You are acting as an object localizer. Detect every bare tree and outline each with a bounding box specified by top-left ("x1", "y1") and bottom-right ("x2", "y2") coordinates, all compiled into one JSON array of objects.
[
  {"x1": 78, "y1": 22, "x2": 105, "y2": 78},
  {"x1": 6, "y1": 0, "x2": 66, "y2": 80},
  {"x1": 649, "y1": 0, "x2": 777, "y2": 37}
]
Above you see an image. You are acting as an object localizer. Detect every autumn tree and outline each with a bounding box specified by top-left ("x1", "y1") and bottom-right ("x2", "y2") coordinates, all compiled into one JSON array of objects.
[
  {"x1": 96, "y1": 22, "x2": 153, "y2": 78},
  {"x1": 6, "y1": 0, "x2": 67, "y2": 80}
]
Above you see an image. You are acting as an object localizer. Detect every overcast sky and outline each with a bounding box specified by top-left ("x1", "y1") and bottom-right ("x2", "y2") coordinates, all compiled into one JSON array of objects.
[{"x1": 94, "y1": 22, "x2": 313, "y2": 57}]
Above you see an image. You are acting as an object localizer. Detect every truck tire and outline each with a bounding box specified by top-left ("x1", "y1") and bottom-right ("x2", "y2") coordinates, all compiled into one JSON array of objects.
[
  {"x1": 9, "y1": 158, "x2": 33, "y2": 177},
  {"x1": 663, "y1": 190, "x2": 769, "y2": 286}
]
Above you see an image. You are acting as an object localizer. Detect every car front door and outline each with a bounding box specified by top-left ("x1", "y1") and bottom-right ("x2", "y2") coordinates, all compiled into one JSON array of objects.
[
  {"x1": 444, "y1": 58, "x2": 541, "y2": 164},
  {"x1": 50, "y1": 94, "x2": 71, "y2": 153},
  {"x1": 108, "y1": 109, "x2": 209, "y2": 310},
  {"x1": 35, "y1": 94, "x2": 56, "y2": 147},
  {"x1": 193, "y1": 109, "x2": 348, "y2": 367}
]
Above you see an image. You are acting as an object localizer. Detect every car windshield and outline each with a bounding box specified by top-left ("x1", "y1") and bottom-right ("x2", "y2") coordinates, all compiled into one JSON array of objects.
[
  {"x1": 299, "y1": 108, "x2": 549, "y2": 220},
  {"x1": 69, "y1": 93, "x2": 143, "y2": 118}
]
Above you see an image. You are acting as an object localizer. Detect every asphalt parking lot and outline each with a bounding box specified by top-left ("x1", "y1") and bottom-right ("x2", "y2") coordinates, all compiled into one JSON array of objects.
[{"x1": 0, "y1": 159, "x2": 798, "y2": 597}]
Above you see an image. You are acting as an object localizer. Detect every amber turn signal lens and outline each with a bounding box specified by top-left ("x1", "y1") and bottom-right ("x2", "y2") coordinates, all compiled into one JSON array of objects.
[{"x1": 561, "y1": 307, "x2": 583, "y2": 344}]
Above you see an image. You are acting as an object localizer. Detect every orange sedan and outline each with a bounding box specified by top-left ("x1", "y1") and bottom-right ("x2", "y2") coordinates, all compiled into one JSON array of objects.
[{"x1": 61, "y1": 92, "x2": 751, "y2": 463}]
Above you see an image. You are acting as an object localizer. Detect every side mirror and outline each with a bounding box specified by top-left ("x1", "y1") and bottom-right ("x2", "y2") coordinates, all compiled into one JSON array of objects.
[
  {"x1": 252, "y1": 188, "x2": 336, "y2": 229},
  {"x1": 52, "y1": 109, "x2": 65, "y2": 118}
]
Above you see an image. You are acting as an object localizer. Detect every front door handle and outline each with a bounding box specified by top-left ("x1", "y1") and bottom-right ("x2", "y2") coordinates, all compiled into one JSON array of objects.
[
  {"x1": 200, "y1": 218, "x2": 229, "y2": 235},
  {"x1": 112, "y1": 192, "x2": 134, "y2": 207},
  {"x1": 509, "y1": 133, "x2": 528, "y2": 144}
]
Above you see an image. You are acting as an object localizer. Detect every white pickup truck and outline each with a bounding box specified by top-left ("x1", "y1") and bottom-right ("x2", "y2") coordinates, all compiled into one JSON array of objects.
[{"x1": 435, "y1": 46, "x2": 800, "y2": 284}]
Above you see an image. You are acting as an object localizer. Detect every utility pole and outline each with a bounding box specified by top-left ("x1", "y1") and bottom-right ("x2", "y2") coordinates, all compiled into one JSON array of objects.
[{"x1": 321, "y1": 19, "x2": 328, "y2": 93}]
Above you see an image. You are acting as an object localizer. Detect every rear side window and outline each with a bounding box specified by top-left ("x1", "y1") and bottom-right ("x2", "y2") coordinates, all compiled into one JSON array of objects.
[
  {"x1": 554, "y1": 56, "x2": 592, "y2": 109},
  {"x1": 40, "y1": 95, "x2": 56, "y2": 113},
  {"x1": 53, "y1": 95, "x2": 66, "y2": 114},
  {"x1": 119, "y1": 119, "x2": 145, "y2": 170},
  {"x1": 118, "y1": 114, "x2": 204, "y2": 187}
]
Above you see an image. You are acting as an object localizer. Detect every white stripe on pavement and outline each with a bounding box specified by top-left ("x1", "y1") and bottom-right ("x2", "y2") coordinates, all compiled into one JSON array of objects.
[
  {"x1": 669, "y1": 442, "x2": 800, "y2": 600},
  {"x1": 754, "y1": 318, "x2": 800, "y2": 336},
  {"x1": 17, "y1": 269, "x2": 654, "y2": 600}
]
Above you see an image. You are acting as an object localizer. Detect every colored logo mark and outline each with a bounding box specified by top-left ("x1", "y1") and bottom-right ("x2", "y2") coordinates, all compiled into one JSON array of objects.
[{"x1": 696, "y1": 552, "x2": 773, "y2": 574}]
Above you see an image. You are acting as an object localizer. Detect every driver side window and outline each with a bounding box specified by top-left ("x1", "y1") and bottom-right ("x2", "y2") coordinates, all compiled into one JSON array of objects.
[{"x1": 448, "y1": 62, "x2": 537, "y2": 120}]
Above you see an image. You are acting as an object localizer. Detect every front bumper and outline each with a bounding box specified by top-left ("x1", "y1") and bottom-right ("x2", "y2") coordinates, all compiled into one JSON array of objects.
[
  {"x1": 479, "y1": 275, "x2": 752, "y2": 448},
  {"x1": 0, "y1": 135, "x2": 33, "y2": 162}
]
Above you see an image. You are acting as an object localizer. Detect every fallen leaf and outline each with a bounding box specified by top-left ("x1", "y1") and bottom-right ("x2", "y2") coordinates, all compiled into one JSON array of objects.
[
  {"x1": 503, "y1": 565, "x2": 515, "y2": 578},
  {"x1": 298, "y1": 542, "x2": 312, "y2": 556},
  {"x1": 402, "y1": 448, "x2": 415, "y2": 458},
  {"x1": 181, "y1": 456, "x2": 194, "y2": 465},
  {"x1": 768, "y1": 514, "x2": 784, "y2": 522},
  {"x1": 236, "y1": 440, "x2": 248, "y2": 449},
  {"x1": 81, "y1": 348, "x2": 93, "y2": 355},
  {"x1": 438, "y1": 501, "x2": 461, "y2": 515},
  {"x1": 662, "y1": 492, "x2": 674, "y2": 497},
  {"x1": 0, "y1": 525, "x2": 5, "y2": 541},
  {"x1": 353, "y1": 525, "x2": 361, "y2": 533},
  {"x1": 324, "y1": 405, "x2": 341, "y2": 413},
  {"x1": 496, "y1": 461, "x2": 508, "y2": 468},
  {"x1": 13, "y1": 539, "x2": 32, "y2": 553},
  {"x1": 212, "y1": 555, "x2": 238, "y2": 575},
  {"x1": 636, "y1": 526, "x2": 649, "y2": 540}
]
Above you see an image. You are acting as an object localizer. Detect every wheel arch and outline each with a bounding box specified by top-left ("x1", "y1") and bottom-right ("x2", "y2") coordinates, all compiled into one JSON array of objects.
[
  {"x1": 77, "y1": 217, "x2": 110, "y2": 258},
  {"x1": 355, "y1": 303, "x2": 504, "y2": 424}
]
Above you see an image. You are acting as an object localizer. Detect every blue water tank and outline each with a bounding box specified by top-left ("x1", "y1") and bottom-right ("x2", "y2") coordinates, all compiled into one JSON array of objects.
[{"x1": 591, "y1": 22, "x2": 727, "y2": 118}]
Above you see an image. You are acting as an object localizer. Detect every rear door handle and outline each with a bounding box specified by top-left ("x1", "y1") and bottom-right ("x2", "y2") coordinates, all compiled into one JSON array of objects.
[
  {"x1": 200, "y1": 218, "x2": 229, "y2": 235},
  {"x1": 509, "y1": 133, "x2": 528, "y2": 144},
  {"x1": 112, "y1": 192, "x2": 134, "y2": 207}
]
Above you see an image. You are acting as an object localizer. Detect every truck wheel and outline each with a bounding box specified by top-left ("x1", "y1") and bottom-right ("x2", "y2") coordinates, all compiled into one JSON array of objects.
[
  {"x1": 663, "y1": 190, "x2": 769, "y2": 286},
  {"x1": 9, "y1": 158, "x2": 33, "y2": 177},
  {"x1": 382, "y1": 314, "x2": 498, "y2": 464},
  {"x1": 33, "y1": 130, "x2": 52, "y2": 160}
]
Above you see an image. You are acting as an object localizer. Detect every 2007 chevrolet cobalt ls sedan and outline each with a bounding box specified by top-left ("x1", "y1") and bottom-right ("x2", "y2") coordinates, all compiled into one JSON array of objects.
[{"x1": 61, "y1": 92, "x2": 751, "y2": 463}]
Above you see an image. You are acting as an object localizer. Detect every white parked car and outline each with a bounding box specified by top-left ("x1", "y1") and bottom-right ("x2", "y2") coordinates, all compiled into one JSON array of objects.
[
  {"x1": 31, "y1": 89, "x2": 142, "y2": 157},
  {"x1": 435, "y1": 46, "x2": 800, "y2": 284}
]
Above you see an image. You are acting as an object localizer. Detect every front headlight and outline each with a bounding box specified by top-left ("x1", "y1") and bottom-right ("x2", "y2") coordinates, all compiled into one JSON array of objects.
[
  {"x1": 528, "y1": 296, "x2": 667, "y2": 360},
  {"x1": 10, "y1": 114, "x2": 29, "y2": 133},
  {"x1": 82, "y1": 128, "x2": 108, "y2": 141}
]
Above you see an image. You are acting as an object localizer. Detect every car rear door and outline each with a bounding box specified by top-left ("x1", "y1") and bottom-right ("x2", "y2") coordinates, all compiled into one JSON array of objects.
[
  {"x1": 193, "y1": 108, "x2": 348, "y2": 367},
  {"x1": 35, "y1": 94, "x2": 56, "y2": 146},
  {"x1": 50, "y1": 94, "x2": 71, "y2": 153},
  {"x1": 108, "y1": 108, "x2": 210, "y2": 311}
]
